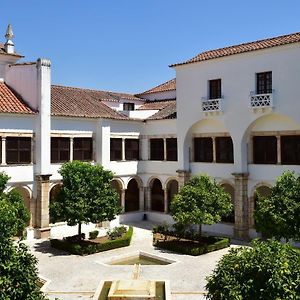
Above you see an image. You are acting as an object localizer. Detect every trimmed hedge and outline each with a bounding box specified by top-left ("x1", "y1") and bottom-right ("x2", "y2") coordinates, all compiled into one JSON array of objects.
[
  {"x1": 50, "y1": 226, "x2": 133, "y2": 255},
  {"x1": 153, "y1": 234, "x2": 229, "y2": 256}
]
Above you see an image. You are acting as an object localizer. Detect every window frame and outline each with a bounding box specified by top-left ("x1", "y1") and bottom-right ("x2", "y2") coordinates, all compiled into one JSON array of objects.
[
  {"x1": 110, "y1": 138, "x2": 122, "y2": 161},
  {"x1": 6, "y1": 137, "x2": 32, "y2": 165},
  {"x1": 256, "y1": 71, "x2": 272, "y2": 94},
  {"x1": 209, "y1": 79, "x2": 221, "y2": 100},
  {"x1": 73, "y1": 137, "x2": 93, "y2": 161},
  {"x1": 51, "y1": 137, "x2": 70, "y2": 163},
  {"x1": 123, "y1": 102, "x2": 135, "y2": 111},
  {"x1": 125, "y1": 139, "x2": 139, "y2": 161},
  {"x1": 150, "y1": 138, "x2": 164, "y2": 161},
  {"x1": 166, "y1": 138, "x2": 177, "y2": 161},
  {"x1": 194, "y1": 137, "x2": 213, "y2": 162},
  {"x1": 281, "y1": 135, "x2": 300, "y2": 165},
  {"x1": 253, "y1": 135, "x2": 277, "y2": 164},
  {"x1": 215, "y1": 137, "x2": 234, "y2": 163}
]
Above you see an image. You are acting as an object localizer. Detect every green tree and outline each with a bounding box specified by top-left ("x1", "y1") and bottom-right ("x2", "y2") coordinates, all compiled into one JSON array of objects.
[
  {"x1": 0, "y1": 171, "x2": 45, "y2": 300},
  {"x1": 0, "y1": 173, "x2": 30, "y2": 238},
  {"x1": 170, "y1": 174, "x2": 232, "y2": 236},
  {"x1": 206, "y1": 239, "x2": 300, "y2": 300},
  {"x1": 50, "y1": 161, "x2": 121, "y2": 236},
  {"x1": 0, "y1": 238, "x2": 46, "y2": 300},
  {"x1": 254, "y1": 171, "x2": 300, "y2": 242}
]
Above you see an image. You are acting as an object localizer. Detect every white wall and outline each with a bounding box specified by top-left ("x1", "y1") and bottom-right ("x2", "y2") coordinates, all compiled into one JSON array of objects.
[
  {"x1": 141, "y1": 90, "x2": 176, "y2": 101},
  {"x1": 175, "y1": 43, "x2": 300, "y2": 178}
]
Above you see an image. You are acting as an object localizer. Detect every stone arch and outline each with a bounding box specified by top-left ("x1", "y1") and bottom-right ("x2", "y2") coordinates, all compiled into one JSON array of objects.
[
  {"x1": 240, "y1": 113, "x2": 300, "y2": 168},
  {"x1": 111, "y1": 178, "x2": 123, "y2": 207},
  {"x1": 250, "y1": 183, "x2": 272, "y2": 228},
  {"x1": 150, "y1": 178, "x2": 164, "y2": 212},
  {"x1": 49, "y1": 184, "x2": 62, "y2": 223},
  {"x1": 125, "y1": 178, "x2": 140, "y2": 212},
  {"x1": 11, "y1": 186, "x2": 32, "y2": 226},
  {"x1": 220, "y1": 183, "x2": 235, "y2": 223},
  {"x1": 182, "y1": 118, "x2": 232, "y2": 169},
  {"x1": 165, "y1": 179, "x2": 179, "y2": 213},
  {"x1": 126, "y1": 176, "x2": 143, "y2": 189}
]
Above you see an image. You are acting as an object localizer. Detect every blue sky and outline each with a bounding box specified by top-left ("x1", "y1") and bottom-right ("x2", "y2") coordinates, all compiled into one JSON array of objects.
[{"x1": 1, "y1": 0, "x2": 300, "y2": 93}]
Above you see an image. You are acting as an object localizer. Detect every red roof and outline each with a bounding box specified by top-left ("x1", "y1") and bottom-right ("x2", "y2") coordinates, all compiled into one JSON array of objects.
[
  {"x1": 137, "y1": 79, "x2": 176, "y2": 95},
  {"x1": 51, "y1": 85, "x2": 129, "y2": 120},
  {"x1": 171, "y1": 31, "x2": 300, "y2": 67},
  {"x1": 0, "y1": 83, "x2": 34, "y2": 114}
]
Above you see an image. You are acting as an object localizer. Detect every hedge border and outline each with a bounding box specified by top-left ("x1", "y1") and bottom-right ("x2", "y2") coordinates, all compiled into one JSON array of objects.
[
  {"x1": 50, "y1": 226, "x2": 133, "y2": 255},
  {"x1": 153, "y1": 235, "x2": 230, "y2": 256}
]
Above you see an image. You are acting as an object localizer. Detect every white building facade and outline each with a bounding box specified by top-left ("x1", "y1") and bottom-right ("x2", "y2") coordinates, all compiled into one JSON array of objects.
[{"x1": 1, "y1": 24, "x2": 300, "y2": 240}]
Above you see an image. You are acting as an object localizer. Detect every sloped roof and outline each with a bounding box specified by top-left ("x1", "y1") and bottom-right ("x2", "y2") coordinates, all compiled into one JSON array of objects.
[
  {"x1": 171, "y1": 31, "x2": 300, "y2": 67},
  {"x1": 137, "y1": 99, "x2": 175, "y2": 110},
  {"x1": 147, "y1": 100, "x2": 176, "y2": 120},
  {"x1": 0, "y1": 43, "x2": 23, "y2": 58},
  {"x1": 51, "y1": 85, "x2": 129, "y2": 120},
  {"x1": 137, "y1": 78, "x2": 176, "y2": 95},
  {"x1": 0, "y1": 82, "x2": 35, "y2": 114}
]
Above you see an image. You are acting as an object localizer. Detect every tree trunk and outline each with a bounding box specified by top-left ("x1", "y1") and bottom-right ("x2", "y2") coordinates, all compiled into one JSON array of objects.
[{"x1": 78, "y1": 222, "x2": 82, "y2": 237}]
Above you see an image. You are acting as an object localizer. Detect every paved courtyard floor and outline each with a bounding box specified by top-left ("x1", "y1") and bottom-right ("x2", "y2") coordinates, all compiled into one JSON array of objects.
[{"x1": 26, "y1": 221, "x2": 239, "y2": 300}]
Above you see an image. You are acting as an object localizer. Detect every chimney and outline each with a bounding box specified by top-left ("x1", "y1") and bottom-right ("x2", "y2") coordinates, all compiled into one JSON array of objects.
[{"x1": 4, "y1": 24, "x2": 14, "y2": 54}]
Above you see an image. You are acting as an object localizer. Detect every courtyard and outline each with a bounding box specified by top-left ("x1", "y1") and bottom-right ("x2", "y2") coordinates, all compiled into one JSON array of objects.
[{"x1": 25, "y1": 222, "x2": 238, "y2": 300}]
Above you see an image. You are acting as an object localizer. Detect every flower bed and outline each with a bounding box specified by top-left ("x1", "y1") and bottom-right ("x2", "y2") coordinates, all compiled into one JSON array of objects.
[
  {"x1": 50, "y1": 226, "x2": 133, "y2": 255},
  {"x1": 152, "y1": 224, "x2": 229, "y2": 256}
]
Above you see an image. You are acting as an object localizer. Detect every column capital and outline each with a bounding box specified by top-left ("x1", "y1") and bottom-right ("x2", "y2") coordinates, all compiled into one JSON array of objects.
[
  {"x1": 35, "y1": 174, "x2": 52, "y2": 182},
  {"x1": 231, "y1": 172, "x2": 249, "y2": 179}
]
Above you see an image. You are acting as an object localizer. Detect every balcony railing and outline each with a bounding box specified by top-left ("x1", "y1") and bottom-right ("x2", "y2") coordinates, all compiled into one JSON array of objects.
[
  {"x1": 201, "y1": 98, "x2": 223, "y2": 114},
  {"x1": 250, "y1": 91, "x2": 273, "y2": 109}
]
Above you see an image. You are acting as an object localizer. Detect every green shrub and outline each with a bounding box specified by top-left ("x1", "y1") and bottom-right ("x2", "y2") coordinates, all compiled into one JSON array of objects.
[
  {"x1": 50, "y1": 226, "x2": 133, "y2": 255},
  {"x1": 153, "y1": 234, "x2": 229, "y2": 256},
  {"x1": 107, "y1": 226, "x2": 127, "y2": 240},
  {"x1": 89, "y1": 230, "x2": 99, "y2": 240},
  {"x1": 206, "y1": 239, "x2": 300, "y2": 300}
]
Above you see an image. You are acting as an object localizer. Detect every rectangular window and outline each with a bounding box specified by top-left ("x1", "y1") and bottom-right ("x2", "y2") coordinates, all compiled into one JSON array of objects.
[
  {"x1": 73, "y1": 138, "x2": 93, "y2": 161},
  {"x1": 125, "y1": 139, "x2": 139, "y2": 160},
  {"x1": 194, "y1": 137, "x2": 213, "y2": 162},
  {"x1": 150, "y1": 138, "x2": 164, "y2": 160},
  {"x1": 216, "y1": 137, "x2": 234, "y2": 163},
  {"x1": 51, "y1": 137, "x2": 70, "y2": 163},
  {"x1": 166, "y1": 138, "x2": 177, "y2": 161},
  {"x1": 123, "y1": 102, "x2": 135, "y2": 111},
  {"x1": 256, "y1": 71, "x2": 272, "y2": 94},
  {"x1": 209, "y1": 79, "x2": 221, "y2": 99},
  {"x1": 6, "y1": 137, "x2": 31, "y2": 164},
  {"x1": 253, "y1": 136, "x2": 277, "y2": 164},
  {"x1": 110, "y1": 138, "x2": 122, "y2": 161},
  {"x1": 281, "y1": 136, "x2": 300, "y2": 165}
]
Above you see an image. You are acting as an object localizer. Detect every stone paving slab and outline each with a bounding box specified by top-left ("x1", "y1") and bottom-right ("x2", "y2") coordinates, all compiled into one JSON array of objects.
[{"x1": 26, "y1": 221, "x2": 238, "y2": 300}]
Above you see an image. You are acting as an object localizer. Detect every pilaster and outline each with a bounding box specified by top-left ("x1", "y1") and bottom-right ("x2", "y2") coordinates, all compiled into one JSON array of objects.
[
  {"x1": 35, "y1": 174, "x2": 51, "y2": 239},
  {"x1": 176, "y1": 169, "x2": 191, "y2": 188},
  {"x1": 232, "y1": 172, "x2": 250, "y2": 240}
]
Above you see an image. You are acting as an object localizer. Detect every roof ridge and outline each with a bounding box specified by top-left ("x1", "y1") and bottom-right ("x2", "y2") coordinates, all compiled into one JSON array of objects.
[
  {"x1": 171, "y1": 31, "x2": 300, "y2": 67},
  {"x1": 137, "y1": 78, "x2": 176, "y2": 95}
]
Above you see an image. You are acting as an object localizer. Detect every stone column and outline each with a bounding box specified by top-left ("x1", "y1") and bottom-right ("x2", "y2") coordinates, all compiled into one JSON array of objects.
[
  {"x1": 232, "y1": 172, "x2": 250, "y2": 240},
  {"x1": 164, "y1": 189, "x2": 168, "y2": 213},
  {"x1": 163, "y1": 138, "x2": 167, "y2": 161},
  {"x1": 144, "y1": 187, "x2": 151, "y2": 211},
  {"x1": 176, "y1": 169, "x2": 191, "y2": 188},
  {"x1": 122, "y1": 138, "x2": 126, "y2": 161},
  {"x1": 1, "y1": 137, "x2": 6, "y2": 165},
  {"x1": 35, "y1": 174, "x2": 51, "y2": 239},
  {"x1": 120, "y1": 189, "x2": 125, "y2": 212},
  {"x1": 139, "y1": 187, "x2": 144, "y2": 211},
  {"x1": 70, "y1": 137, "x2": 74, "y2": 161},
  {"x1": 212, "y1": 137, "x2": 216, "y2": 163},
  {"x1": 276, "y1": 135, "x2": 281, "y2": 164}
]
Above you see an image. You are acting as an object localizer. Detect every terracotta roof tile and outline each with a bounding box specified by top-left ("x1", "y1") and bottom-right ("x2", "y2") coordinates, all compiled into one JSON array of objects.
[
  {"x1": 147, "y1": 100, "x2": 176, "y2": 120},
  {"x1": 171, "y1": 32, "x2": 300, "y2": 67},
  {"x1": 0, "y1": 83, "x2": 35, "y2": 114},
  {"x1": 137, "y1": 79, "x2": 176, "y2": 95},
  {"x1": 137, "y1": 99, "x2": 175, "y2": 110},
  {"x1": 51, "y1": 85, "x2": 129, "y2": 120}
]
